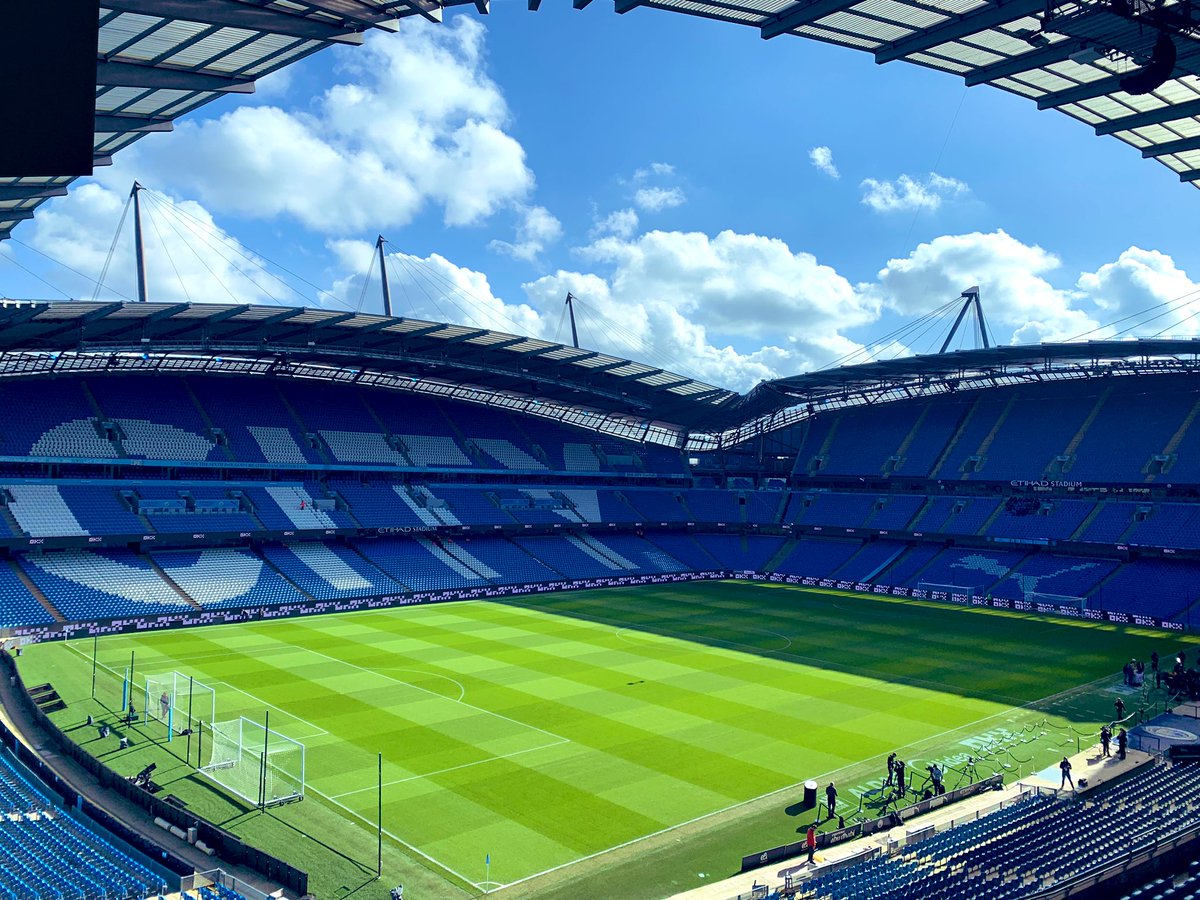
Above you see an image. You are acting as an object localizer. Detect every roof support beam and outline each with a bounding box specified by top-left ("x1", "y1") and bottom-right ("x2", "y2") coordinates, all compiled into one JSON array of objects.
[
  {"x1": 1035, "y1": 73, "x2": 1128, "y2": 110},
  {"x1": 0, "y1": 210, "x2": 37, "y2": 223},
  {"x1": 964, "y1": 42, "x2": 1077, "y2": 86},
  {"x1": 761, "y1": 0, "x2": 853, "y2": 39},
  {"x1": 97, "y1": 59, "x2": 255, "y2": 94},
  {"x1": 103, "y1": 0, "x2": 366, "y2": 44},
  {"x1": 529, "y1": 0, "x2": 543, "y2": 9},
  {"x1": 573, "y1": 0, "x2": 596, "y2": 8},
  {"x1": 94, "y1": 113, "x2": 174, "y2": 133},
  {"x1": 1142, "y1": 135, "x2": 1200, "y2": 158},
  {"x1": 0, "y1": 185, "x2": 68, "y2": 201},
  {"x1": 875, "y1": 0, "x2": 1044, "y2": 64},
  {"x1": 1181, "y1": 169, "x2": 1200, "y2": 183},
  {"x1": 615, "y1": 0, "x2": 645, "y2": 11},
  {"x1": 1095, "y1": 98, "x2": 1200, "y2": 135}
]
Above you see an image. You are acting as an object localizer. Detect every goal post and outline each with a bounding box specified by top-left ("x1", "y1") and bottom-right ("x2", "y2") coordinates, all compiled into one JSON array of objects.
[
  {"x1": 200, "y1": 717, "x2": 305, "y2": 808},
  {"x1": 917, "y1": 582, "x2": 977, "y2": 601},
  {"x1": 1025, "y1": 591, "x2": 1087, "y2": 611},
  {"x1": 144, "y1": 672, "x2": 216, "y2": 743}
]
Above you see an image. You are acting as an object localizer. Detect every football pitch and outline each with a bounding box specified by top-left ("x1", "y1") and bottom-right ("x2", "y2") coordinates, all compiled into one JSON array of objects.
[{"x1": 17, "y1": 581, "x2": 1193, "y2": 900}]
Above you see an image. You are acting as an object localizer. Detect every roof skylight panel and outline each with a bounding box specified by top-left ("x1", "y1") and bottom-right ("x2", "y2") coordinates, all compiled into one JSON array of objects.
[
  {"x1": 796, "y1": 25, "x2": 883, "y2": 49},
  {"x1": 119, "y1": 89, "x2": 193, "y2": 116},
  {"x1": 669, "y1": 1, "x2": 764, "y2": 23},
  {"x1": 94, "y1": 86, "x2": 150, "y2": 112},
  {"x1": 1043, "y1": 59, "x2": 1112, "y2": 83},
  {"x1": 1127, "y1": 123, "x2": 1187, "y2": 143},
  {"x1": 162, "y1": 28, "x2": 259, "y2": 68},
  {"x1": 850, "y1": 0, "x2": 950, "y2": 30},
  {"x1": 994, "y1": 77, "x2": 1046, "y2": 97},
  {"x1": 902, "y1": 50, "x2": 971, "y2": 73},
  {"x1": 819, "y1": 11, "x2": 911, "y2": 40},
  {"x1": 1171, "y1": 148, "x2": 1200, "y2": 169},
  {"x1": 1014, "y1": 69, "x2": 1078, "y2": 91},
  {"x1": 964, "y1": 29, "x2": 1033, "y2": 55},
  {"x1": 1056, "y1": 104, "x2": 1105, "y2": 125},
  {"x1": 220, "y1": 33, "x2": 303, "y2": 71},
  {"x1": 97, "y1": 13, "x2": 163, "y2": 54},
  {"x1": 120, "y1": 20, "x2": 210, "y2": 59},
  {"x1": 242, "y1": 40, "x2": 318, "y2": 76},
  {"x1": 937, "y1": 42, "x2": 1004, "y2": 66}
]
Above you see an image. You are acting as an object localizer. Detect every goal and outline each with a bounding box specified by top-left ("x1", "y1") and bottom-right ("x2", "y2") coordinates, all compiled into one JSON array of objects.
[
  {"x1": 917, "y1": 582, "x2": 977, "y2": 601},
  {"x1": 143, "y1": 672, "x2": 216, "y2": 742},
  {"x1": 200, "y1": 717, "x2": 305, "y2": 808},
  {"x1": 1025, "y1": 591, "x2": 1087, "y2": 611}
]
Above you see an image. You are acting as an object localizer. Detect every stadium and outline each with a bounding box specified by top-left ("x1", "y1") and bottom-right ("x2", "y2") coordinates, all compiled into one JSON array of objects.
[{"x1": 5, "y1": 3, "x2": 1200, "y2": 900}]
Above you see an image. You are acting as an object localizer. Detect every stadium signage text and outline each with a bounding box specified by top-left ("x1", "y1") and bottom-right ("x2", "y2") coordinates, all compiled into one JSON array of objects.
[{"x1": 1009, "y1": 480, "x2": 1084, "y2": 488}]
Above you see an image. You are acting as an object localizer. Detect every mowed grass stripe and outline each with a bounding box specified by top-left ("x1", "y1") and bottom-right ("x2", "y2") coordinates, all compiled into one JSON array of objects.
[
  {"x1": 37, "y1": 581, "x2": 1194, "y2": 891},
  {"x1": 512, "y1": 583, "x2": 1151, "y2": 702}
]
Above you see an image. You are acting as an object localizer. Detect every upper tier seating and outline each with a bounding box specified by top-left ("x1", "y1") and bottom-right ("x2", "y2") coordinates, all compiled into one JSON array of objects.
[
  {"x1": 0, "y1": 379, "x2": 116, "y2": 459},
  {"x1": 782, "y1": 376, "x2": 1200, "y2": 484}
]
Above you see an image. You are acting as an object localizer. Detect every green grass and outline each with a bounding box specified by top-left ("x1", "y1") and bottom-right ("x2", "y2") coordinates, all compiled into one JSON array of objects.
[{"x1": 16, "y1": 581, "x2": 1195, "y2": 900}]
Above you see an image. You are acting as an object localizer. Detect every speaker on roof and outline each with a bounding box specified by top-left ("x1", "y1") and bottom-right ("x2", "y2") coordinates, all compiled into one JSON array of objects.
[
  {"x1": 1120, "y1": 32, "x2": 1178, "y2": 96},
  {"x1": 0, "y1": 2, "x2": 100, "y2": 176}
]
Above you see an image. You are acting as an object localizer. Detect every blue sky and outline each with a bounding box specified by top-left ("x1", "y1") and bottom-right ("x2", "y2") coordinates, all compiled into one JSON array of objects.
[{"x1": 3, "y1": 4, "x2": 1199, "y2": 390}]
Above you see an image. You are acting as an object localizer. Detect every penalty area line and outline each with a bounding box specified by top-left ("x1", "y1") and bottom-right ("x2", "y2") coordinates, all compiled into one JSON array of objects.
[
  {"x1": 327, "y1": 737, "x2": 572, "y2": 801},
  {"x1": 207, "y1": 681, "x2": 329, "y2": 739},
  {"x1": 308, "y1": 784, "x2": 486, "y2": 891}
]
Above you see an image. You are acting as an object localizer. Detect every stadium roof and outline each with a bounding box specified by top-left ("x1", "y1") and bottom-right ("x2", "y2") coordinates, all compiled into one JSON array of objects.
[
  {"x1": 622, "y1": 0, "x2": 1200, "y2": 189},
  {"x1": 2, "y1": 0, "x2": 1198, "y2": 243},
  {"x1": 5, "y1": 301, "x2": 1200, "y2": 450},
  {"x1": 706, "y1": 336, "x2": 1200, "y2": 447},
  {"x1": 0, "y1": 300, "x2": 739, "y2": 440},
  {"x1": 0, "y1": 0, "x2": 485, "y2": 242}
]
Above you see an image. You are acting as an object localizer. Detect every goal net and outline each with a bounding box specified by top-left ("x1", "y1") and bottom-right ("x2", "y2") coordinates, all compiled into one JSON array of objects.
[
  {"x1": 917, "y1": 582, "x2": 977, "y2": 602},
  {"x1": 1025, "y1": 591, "x2": 1087, "y2": 611},
  {"x1": 144, "y1": 672, "x2": 216, "y2": 742},
  {"x1": 200, "y1": 717, "x2": 305, "y2": 808}
]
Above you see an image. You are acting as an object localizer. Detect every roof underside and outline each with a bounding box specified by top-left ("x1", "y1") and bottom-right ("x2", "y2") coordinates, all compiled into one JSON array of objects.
[
  {"x1": 0, "y1": 0, "x2": 483, "y2": 240},
  {"x1": 2, "y1": 0, "x2": 1198, "y2": 241},
  {"x1": 621, "y1": 0, "x2": 1200, "y2": 188},
  {"x1": 5, "y1": 302, "x2": 1200, "y2": 450},
  {"x1": 0, "y1": 301, "x2": 738, "y2": 435}
]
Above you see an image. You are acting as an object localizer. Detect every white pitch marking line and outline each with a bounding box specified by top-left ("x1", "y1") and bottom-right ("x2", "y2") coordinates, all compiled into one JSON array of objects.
[
  {"x1": 307, "y1": 784, "x2": 485, "y2": 892},
  {"x1": 328, "y1": 737, "x2": 572, "y2": 801},
  {"x1": 291, "y1": 643, "x2": 571, "y2": 745},
  {"x1": 375, "y1": 667, "x2": 467, "y2": 703},
  {"x1": 494, "y1": 668, "x2": 1126, "y2": 892},
  {"x1": 207, "y1": 681, "x2": 329, "y2": 738}
]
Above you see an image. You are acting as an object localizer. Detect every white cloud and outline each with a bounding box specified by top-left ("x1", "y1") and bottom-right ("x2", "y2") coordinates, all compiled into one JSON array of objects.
[
  {"x1": 634, "y1": 186, "x2": 686, "y2": 212},
  {"x1": 635, "y1": 162, "x2": 675, "y2": 180},
  {"x1": 870, "y1": 230, "x2": 1097, "y2": 344},
  {"x1": 809, "y1": 146, "x2": 839, "y2": 179},
  {"x1": 328, "y1": 239, "x2": 544, "y2": 335},
  {"x1": 590, "y1": 208, "x2": 639, "y2": 240},
  {"x1": 860, "y1": 172, "x2": 967, "y2": 213},
  {"x1": 135, "y1": 18, "x2": 531, "y2": 234},
  {"x1": 1077, "y1": 247, "x2": 1200, "y2": 336},
  {"x1": 489, "y1": 204, "x2": 563, "y2": 262},
  {"x1": 529, "y1": 229, "x2": 877, "y2": 389},
  {"x1": 23, "y1": 171, "x2": 292, "y2": 306}
]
